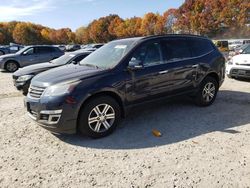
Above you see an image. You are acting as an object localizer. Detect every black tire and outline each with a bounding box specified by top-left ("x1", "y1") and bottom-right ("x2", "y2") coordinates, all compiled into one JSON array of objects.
[
  {"x1": 227, "y1": 74, "x2": 233, "y2": 79},
  {"x1": 78, "y1": 96, "x2": 121, "y2": 138},
  {"x1": 5, "y1": 61, "x2": 19, "y2": 72},
  {"x1": 22, "y1": 89, "x2": 28, "y2": 96},
  {"x1": 194, "y1": 76, "x2": 219, "y2": 107}
]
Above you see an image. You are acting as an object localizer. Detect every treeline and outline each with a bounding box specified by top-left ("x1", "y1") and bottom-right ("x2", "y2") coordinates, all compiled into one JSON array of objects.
[{"x1": 0, "y1": 0, "x2": 249, "y2": 45}]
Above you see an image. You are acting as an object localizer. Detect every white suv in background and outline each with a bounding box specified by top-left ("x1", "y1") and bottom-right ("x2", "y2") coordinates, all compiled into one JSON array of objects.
[{"x1": 226, "y1": 45, "x2": 250, "y2": 79}]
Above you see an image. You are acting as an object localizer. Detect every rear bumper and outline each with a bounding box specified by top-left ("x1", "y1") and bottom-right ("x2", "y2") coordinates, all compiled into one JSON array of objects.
[{"x1": 25, "y1": 97, "x2": 78, "y2": 134}]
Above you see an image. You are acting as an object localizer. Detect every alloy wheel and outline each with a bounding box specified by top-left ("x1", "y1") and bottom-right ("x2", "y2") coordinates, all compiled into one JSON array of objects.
[
  {"x1": 6, "y1": 62, "x2": 18, "y2": 72},
  {"x1": 202, "y1": 82, "x2": 216, "y2": 102},
  {"x1": 88, "y1": 104, "x2": 115, "y2": 133}
]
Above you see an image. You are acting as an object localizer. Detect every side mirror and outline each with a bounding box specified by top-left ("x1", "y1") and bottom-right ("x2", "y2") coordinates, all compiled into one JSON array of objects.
[
  {"x1": 128, "y1": 58, "x2": 143, "y2": 71},
  {"x1": 72, "y1": 61, "x2": 78, "y2": 65}
]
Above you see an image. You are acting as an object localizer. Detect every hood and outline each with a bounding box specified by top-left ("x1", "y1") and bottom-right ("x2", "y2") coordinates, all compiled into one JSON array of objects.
[
  {"x1": 0, "y1": 53, "x2": 18, "y2": 59},
  {"x1": 233, "y1": 54, "x2": 250, "y2": 65},
  {"x1": 31, "y1": 64, "x2": 105, "y2": 87},
  {"x1": 14, "y1": 62, "x2": 59, "y2": 76}
]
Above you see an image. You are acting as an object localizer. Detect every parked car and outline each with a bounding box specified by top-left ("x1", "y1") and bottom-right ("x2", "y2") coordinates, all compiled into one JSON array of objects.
[
  {"x1": 0, "y1": 44, "x2": 24, "y2": 56},
  {"x1": 226, "y1": 44, "x2": 250, "y2": 79},
  {"x1": 0, "y1": 46, "x2": 9, "y2": 56},
  {"x1": 228, "y1": 40, "x2": 243, "y2": 51},
  {"x1": 55, "y1": 45, "x2": 66, "y2": 52},
  {"x1": 66, "y1": 44, "x2": 81, "y2": 52},
  {"x1": 13, "y1": 50, "x2": 92, "y2": 95},
  {"x1": 228, "y1": 44, "x2": 250, "y2": 60},
  {"x1": 0, "y1": 45, "x2": 64, "y2": 72},
  {"x1": 25, "y1": 35, "x2": 225, "y2": 138},
  {"x1": 213, "y1": 40, "x2": 229, "y2": 52},
  {"x1": 81, "y1": 43, "x2": 104, "y2": 51},
  {"x1": 75, "y1": 48, "x2": 97, "y2": 53}
]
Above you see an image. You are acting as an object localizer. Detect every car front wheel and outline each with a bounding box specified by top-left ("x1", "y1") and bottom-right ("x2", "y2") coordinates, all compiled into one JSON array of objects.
[
  {"x1": 195, "y1": 76, "x2": 219, "y2": 106},
  {"x1": 78, "y1": 96, "x2": 121, "y2": 138},
  {"x1": 5, "y1": 61, "x2": 19, "y2": 72}
]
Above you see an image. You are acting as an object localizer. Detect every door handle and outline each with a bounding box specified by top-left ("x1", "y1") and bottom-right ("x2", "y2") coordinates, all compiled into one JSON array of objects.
[{"x1": 159, "y1": 70, "x2": 169, "y2": 74}]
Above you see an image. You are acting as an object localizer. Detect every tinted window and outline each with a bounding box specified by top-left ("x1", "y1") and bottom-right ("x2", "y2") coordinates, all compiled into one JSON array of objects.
[
  {"x1": 23, "y1": 48, "x2": 34, "y2": 55},
  {"x1": 131, "y1": 42, "x2": 162, "y2": 67},
  {"x1": 189, "y1": 38, "x2": 214, "y2": 57},
  {"x1": 74, "y1": 54, "x2": 88, "y2": 62},
  {"x1": 242, "y1": 46, "x2": 250, "y2": 54},
  {"x1": 37, "y1": 47, "x2": 53, "y2": 54},
  {"x1": 162, "y1": 39, "x2": 192, "y2": 61}
]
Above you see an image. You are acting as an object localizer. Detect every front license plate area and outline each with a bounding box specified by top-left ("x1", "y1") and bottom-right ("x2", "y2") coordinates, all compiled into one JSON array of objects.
[{"x1": 238, "y1": 70, "x2": 246, "y2": 75}]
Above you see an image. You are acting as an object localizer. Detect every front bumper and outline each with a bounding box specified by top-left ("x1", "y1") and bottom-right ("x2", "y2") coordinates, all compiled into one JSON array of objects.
[
  {"x1": 12, "y1": 75, "x2": 32, "y2": 93},
  {"x1": 25, "y1": 97, "x2": 78, "y2": 134},
  {"x1": 0, "y1": 61, "x2": 5, "y2": 69},
  {"x1": 226, "y1": 65, "x2": 250, "y2": 78}
]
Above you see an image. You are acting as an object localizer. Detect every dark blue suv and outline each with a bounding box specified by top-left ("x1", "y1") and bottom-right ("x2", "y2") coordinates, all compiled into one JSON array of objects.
[{"x1": 25, "y1": 35, "x2": 225, "y2": 138}]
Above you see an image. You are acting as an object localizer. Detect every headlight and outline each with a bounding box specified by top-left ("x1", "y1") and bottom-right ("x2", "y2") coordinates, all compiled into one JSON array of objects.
[
  {"x1": 16, "y1": 75, "x2": 34, "y2": 82},
  {"x1": 43, "y1": 80, "x2": 80, "y2": 97}
]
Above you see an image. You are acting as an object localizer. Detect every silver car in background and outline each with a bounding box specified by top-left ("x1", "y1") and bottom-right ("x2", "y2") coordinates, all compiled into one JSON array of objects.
[{"x1": 0, "y1": 45, "x2": 64, "y2": 72}]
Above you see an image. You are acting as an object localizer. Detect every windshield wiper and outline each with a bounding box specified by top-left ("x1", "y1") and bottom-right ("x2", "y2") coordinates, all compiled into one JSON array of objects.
[{"x1": 81, "y1": 63, "x2": 99, "y2": 69}]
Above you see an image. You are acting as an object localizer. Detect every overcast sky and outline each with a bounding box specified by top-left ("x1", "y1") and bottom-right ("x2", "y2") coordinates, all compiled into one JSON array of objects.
[{"x1": 0, "y1": 0, "x2": 185, "y2": 31}]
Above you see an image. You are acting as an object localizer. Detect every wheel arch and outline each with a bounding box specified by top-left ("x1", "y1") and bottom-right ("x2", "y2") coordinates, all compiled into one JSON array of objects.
[
  {"x1": 4, "y1": 60, "x2": 20, "y2": 69},
  {"x1": 77, "y1": 90, "x2": 126, "y2": 128},
  {"x1": 204, "y1": 72, "x2": 220, "y2": 85}
]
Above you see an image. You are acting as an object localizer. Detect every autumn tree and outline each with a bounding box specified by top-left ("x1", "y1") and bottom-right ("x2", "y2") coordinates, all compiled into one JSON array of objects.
[
  {"x1": 175, "y1": 0, "x2": 250, "y2": 37},
  {"x1": 163, "y1": 9, "x2": 177, "y2": 34},
  {"x1": 0, "y1": 31, "x2": 5, "y2": 44},
  {"x1": 13, "y1": 22, "x2": 43, "y2": 45},
  {"x1": 108, "y1": 17, "x2": 124, "y2": 38},
  {"x1": 88, "y1": 14, "x2": 121, "y2": 43},
  {"x1": 140, "y1": 13, "x2": 166, "y2": 36}
]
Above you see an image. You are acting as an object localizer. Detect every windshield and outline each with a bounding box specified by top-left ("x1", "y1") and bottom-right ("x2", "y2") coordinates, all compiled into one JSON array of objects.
[
  {"x1": 79, "y1": 39, "x2": 136, "y2": 69},
  {"x1": 51, "y1": 54, "x2": 75, "y2": 65}
]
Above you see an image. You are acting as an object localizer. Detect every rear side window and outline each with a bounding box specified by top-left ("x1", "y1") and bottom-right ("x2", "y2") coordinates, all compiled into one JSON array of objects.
[
  {"x1": 162, "y1": 39, "x2": 192, "y2": 62},
  {"x1": 37, "y1": 47, "x2": 53, "y2": 54},
  {"x1": 188, "y1": 38, "x2": 214, "y2": 57}
]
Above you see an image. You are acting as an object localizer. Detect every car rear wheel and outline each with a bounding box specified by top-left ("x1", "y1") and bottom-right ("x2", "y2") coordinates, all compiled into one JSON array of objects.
[
  {"x1": 5, "y1": 61, "x2": 19, "y2": 72},
  {"x1": 195, "y1": 76, "x2": 218, "y2": 106},
  {"x1": 78, "y1": 96, "x2": 121, "y2": 138}
]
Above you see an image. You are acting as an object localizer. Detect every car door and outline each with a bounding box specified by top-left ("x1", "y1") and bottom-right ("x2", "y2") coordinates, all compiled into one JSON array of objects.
[
  {"x1": 20, "y1": 47, "x2": 39, "y2": 66},
  {"x1": 159, "y1": 38, "x2": 198, "y2": 94},
  {"x1": 36, "y1": 47, "x2": 54, "y2": 63},
  {"x1": 126, "y1": 40, "x2": 188, "y2": 103},
  {"x1": 125, "y1": 38, "x2": 198, "y2": 104}
]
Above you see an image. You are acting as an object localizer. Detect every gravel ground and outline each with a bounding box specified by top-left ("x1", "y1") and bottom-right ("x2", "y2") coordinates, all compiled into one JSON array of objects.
[{"x1": 0, "y1": 71, "x2": 250, "y2": 188}]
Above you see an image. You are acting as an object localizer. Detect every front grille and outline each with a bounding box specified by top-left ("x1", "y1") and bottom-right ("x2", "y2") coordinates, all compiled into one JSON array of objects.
[
  {"x1": 231, "y1": 69, "x2": 250, "y2": 76},
  {"x1": 29, "y1": 85, "x2": 46, "y2": 99},
  {"x1": 238, "y1": 64, "x2": 250, "y2": 66}
]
